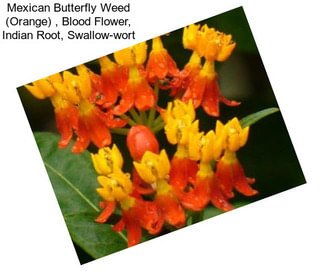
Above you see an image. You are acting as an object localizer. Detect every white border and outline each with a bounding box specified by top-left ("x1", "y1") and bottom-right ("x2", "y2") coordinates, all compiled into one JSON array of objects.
[{"x1": 1, "y1": 0, "x2": 322, "y2": 270}]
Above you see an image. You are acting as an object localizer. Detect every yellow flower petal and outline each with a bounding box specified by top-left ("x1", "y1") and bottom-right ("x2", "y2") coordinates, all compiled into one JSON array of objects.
[
  {"x1": 133, "y1": 161, "x2": 156, "y2": 184},
  {"x1": 76, "y1": 64, "x2": 92, "y2": 99},
  {"x1": 99, "y1": 56, "x2": 116, "y2": 72},
  {"x1": 111, "y1": 144, "x2": 123, "y2": 169},
  {"x1": 239, "y1": 126, "x2": 249, "y2": 147},
  {"x1": 201, "y1": 130, "x2": 216, "y2": 163},
  {"x1": 183, "y1": 24, "x2": 200, "y2": 50},
  {"x1": 24, "y1": 84, "x2": 45, "y2": 99},
  {"x1": 158, "y1": 150, "x2": 170, "y2": 179},
  {"x1": 96, "y1": 187, "x2": 113, "y2": 202},
  {"x1": 188, "y1": 131, "x2": 203, "y2": 161}
]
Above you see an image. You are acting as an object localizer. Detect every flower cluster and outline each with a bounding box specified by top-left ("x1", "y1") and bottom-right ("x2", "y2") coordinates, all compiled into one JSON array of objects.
[
  {"x1": 25, "y1": 24, "x2": 260, "y2": 248},
  {"x1": 91, "y1": 100, "x2": 257, "y2": 246}
]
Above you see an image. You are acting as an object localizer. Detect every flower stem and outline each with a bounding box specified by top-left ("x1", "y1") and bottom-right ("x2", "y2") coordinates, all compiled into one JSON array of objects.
[
  {"x1": 110, "y1": 128, "x2": 130, "y2": 135},
  {"x1": 151, "y1": 121, "x2": 165, "y2": 133},
  {"x1": 129, "y1": 109, "x2": 142, "y2": 124},
  {"x1": 140, "y1": 110, "x2": 147, "y2": 124},
  {"x1": 152, "y1": 114, "x2": 163, "y2": 126},
  {"x1": 120, "y1": 115, "x2": 136, "y2": 126}
]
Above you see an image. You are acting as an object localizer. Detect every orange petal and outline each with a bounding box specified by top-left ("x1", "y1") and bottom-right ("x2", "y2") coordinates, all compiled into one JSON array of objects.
[
  {"x1": 155, "y1": 194, "x2": 186, "y2": 227},
  {"x1": 201, "y1": 78, "x2": 221, "y2": 117},
  {"x1": 95, "y1": 201, "x2": 116, "y2": 223},
  {"x1": 232, "y1": 161, "x2": 258, "y2": 196},
  {"x1": 72, "y1": 120, "x2": 90, "y2": 153},
  {"x1": 210, "y1": 177, "x2": 234, "y2": 212},
  {"x1": 178, "y1": 176, "x2": 210, "y2": 211},
  {"x1": 214, "y1": 158, "x2": 235, "y2": 199},
  {"x1": 182, "y1": 73, "x2": 206, "y2": 108},
  {"x1": 169, "y1": 156, "x2": 198, "y2": 190},
  {"x1": 134, "y1": 199, "x2": 163, "y2": 235},
  {"x1": 112, "y1": 218, "x2": 125, "y2": 232},
  {"x1": 112, "y1": 85, "x2": 135, "y2": 115},
  {"x1": 134, "y1": 81, "x2": 155, "y2": 111},
  {"x1": 54, "y1": 105, "x2": 78, "y2": 149}
]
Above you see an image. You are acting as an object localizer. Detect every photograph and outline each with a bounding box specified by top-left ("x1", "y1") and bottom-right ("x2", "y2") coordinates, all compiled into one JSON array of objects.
[{"x1": 17, "y1": 7, "x2": 306, "y2": 264}]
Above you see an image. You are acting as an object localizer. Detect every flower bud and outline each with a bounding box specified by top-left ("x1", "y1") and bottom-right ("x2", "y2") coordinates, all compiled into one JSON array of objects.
[{"x1": 127, "y1": 125, "x2": 159, "y2": 161}]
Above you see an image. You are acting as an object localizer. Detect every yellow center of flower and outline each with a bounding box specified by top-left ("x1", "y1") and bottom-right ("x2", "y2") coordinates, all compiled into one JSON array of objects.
[
  {"x1": 91, "y1": 145, "x2": 124, "y2": 176},
  {"x1": 200, "y1": 60, "x2": 216, "y2": 80},
  {"x1": 96, "y1": 170, "x2": 133, "y2": 202},
  {"x1": 197, "y1": 162, "x2": 214, "y2": 178},
  {"x1": 78, "y1": 99, "x2": 94, "y2": 116},
  {"x1": 120, "y1": 195, "x2": 136, "y2": 210},
  {"x1": 133, "y1": 150, "x2": 170, "y2": 185}
]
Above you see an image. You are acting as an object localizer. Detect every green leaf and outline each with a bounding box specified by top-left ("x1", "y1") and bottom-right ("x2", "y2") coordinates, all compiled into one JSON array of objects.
[
  {"x1": 34, "y1": 132, "x2": 127, "y2": 262},
  {"x1": 240, "y1": 107, "x2": 279, "y2": 128}
]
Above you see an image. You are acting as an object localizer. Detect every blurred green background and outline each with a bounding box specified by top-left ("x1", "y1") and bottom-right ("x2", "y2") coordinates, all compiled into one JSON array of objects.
[{"x1": 17, "y1": 7, "x2": 306, "y2": 264}]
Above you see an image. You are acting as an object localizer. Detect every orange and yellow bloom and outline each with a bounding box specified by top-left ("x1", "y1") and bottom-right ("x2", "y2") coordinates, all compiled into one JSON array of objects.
[
  {"x1": 92, "y1": 145, "x2": 163, "y2": 247},
  {"x1": 24, "y1": 23, "x2": 265, "y2": 249}
]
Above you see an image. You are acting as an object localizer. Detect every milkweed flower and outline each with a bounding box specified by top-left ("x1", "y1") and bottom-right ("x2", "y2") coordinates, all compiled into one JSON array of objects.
[
  {"x1": 195, "y1": 25, "x2": 236, "y2": 62},
  {"x1": 24, "y1": 73, "x2": 78, "y2": 149},
  {"x1": 169, "y1": 51, "x2": 202, "y2": 97},
  {"x1": 162, "y1": 100, "x2": 199, "y2": 190},
  {"x1": 54, "y1": 65, "x2": 127, "y2": 153},
  {"x1": 179, "y1": 24, "x2": 240, "y2": 117},
  {"x1": 179, "y1": 129, "x2": 233, "y2": 212},
  {"x1": 90, "y1": 56, "x2": 128, "y2": 108},
  {"x1": 92, "y1": 145, "x2": 163, "y2": 247},
  {"x1": 182, "y1": 59, "x2": 240, "y2": 117},
  {"x1": 214, "y1": 118, "x2": 257, "y2": 198},
  {"x1": 134, "y1": 150, "x2": 186, "y2": 227},
  {"x1": 146, "y1": 36, "x2": 180, "y2": 84},
  {"x1": 113, "y1": 42, "x2": 156, "y2": 115}
]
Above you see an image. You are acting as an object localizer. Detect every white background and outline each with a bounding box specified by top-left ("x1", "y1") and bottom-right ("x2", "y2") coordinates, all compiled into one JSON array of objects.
[{"x1": 0, "y1": 0, "x2": 322, "y2": 270}]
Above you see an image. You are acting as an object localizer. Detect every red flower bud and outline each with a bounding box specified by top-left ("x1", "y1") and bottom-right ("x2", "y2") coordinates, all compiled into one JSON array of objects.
[{"x1": 127, "y1": 125, "x2": 159, "y2": 161}]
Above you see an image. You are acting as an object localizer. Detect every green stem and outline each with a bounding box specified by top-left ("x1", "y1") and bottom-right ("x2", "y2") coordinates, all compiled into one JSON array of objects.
[
  {"x1": 120, "y1": 115, "x2": 136, "y2": 126},
  {"x1": 152, "y1": 115, "x2": 163, "y2": 126},
  {"x1": 151, "y1": 121, "x2": 165, "y2": 133},
  {"x1": 110, "y1": 128, "x2": 130, "y2": 135},
  {"x1": 140, "y1": 110, "x2": 147, "y2": 125},
  {"x1": 129, "y1": 109, "x2": 142, "y2": 124},
  {"x1": 147, "y1": 107, "x2": 156, "y2": 128},
  {"x1": 191, "y1": 211, "x2": 204, "y2": 224}
]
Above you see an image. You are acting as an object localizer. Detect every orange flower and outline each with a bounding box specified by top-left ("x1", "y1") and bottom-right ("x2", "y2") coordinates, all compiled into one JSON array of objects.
[
  {"x1": 182, "y1": 60, "x2": 240, "y2": 117},
  {"x1": 134, "y1": 150, "x2": 186, "y2": 227},
  {"x1": 215, "y1": 150, "x2": 258, "y2": 199},
  {"x1": 90, "y1": 56, "x2": 128, "y2": 109},
  {"x1": 169, "y1": 51, "x2": 202, "y2": 97},
  {"x1": 146, "y1": 36, "x2": 180, "y2": 84},
  {"x1": 52, "y1": 65, "x2": 127, "y2": 153},
  {"x1": 51, "y1": 94, "x2": 78, "y2": 149},
  {"x1": 92, "y1": 146, "x2": 163, "y2": 247},
  {"x1": 214, "y1": 118, "x2": 257, "y2": 198},
  {"x1": 113, "y1": 42, "x2": 156, "y2": 115},
  {"x1": 24, "y1": 73, "x2": 79, "y2": 149},
  {"x1": 72, "y1": 101, "x2": 127, "y2": 153}
]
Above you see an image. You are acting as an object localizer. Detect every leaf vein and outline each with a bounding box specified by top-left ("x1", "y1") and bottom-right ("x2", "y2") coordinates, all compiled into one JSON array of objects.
[{"x1": 44, "y1": 161, "x2": 100, "y2": 212}]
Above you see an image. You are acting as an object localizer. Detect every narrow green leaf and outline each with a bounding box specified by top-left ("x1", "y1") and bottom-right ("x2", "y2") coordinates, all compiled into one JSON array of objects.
[
  {"x1": 240, "y1": 107, "x2": 279, "y2": 128},
  {"x1": 34, "y1": 132, "x2": 127, "y2": 261}
]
